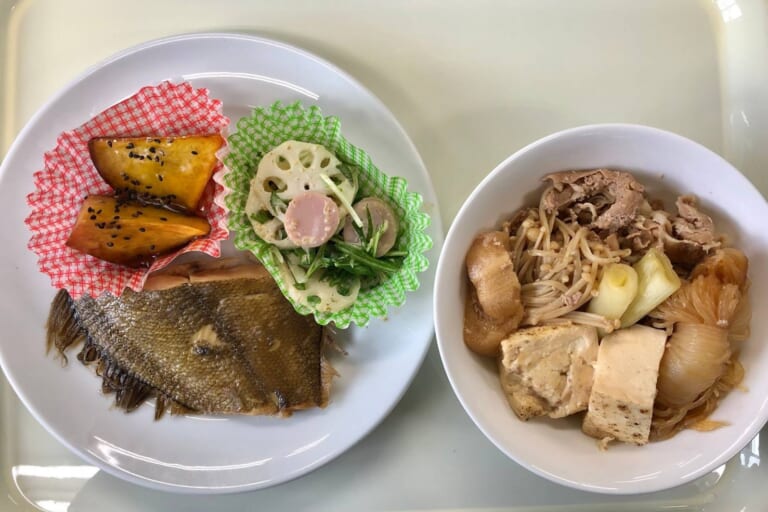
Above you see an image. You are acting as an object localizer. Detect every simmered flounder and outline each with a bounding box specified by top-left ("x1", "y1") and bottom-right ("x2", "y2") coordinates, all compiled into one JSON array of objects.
[{"x1": 46, "y1": 261, "x2": 335, "y2": 418}]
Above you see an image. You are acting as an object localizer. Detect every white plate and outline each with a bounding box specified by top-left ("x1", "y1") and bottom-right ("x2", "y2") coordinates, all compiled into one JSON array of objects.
[{"x1": 0, "y1": 33, "x2": 441, "y2": 493}]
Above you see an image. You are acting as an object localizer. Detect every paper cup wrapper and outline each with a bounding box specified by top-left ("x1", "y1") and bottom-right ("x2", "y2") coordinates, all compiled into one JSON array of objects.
[
  {"x1": 25, "y1": 81, "x2": 230, "y2": 299},
  {"x1": 223, "y1": 101, "x2": 432, "y2": 328}
]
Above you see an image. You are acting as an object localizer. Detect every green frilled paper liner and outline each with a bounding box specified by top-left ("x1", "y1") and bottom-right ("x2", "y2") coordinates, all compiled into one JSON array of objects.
[{"x1": 223, "y1": 101, "x2": 432, "y2": 328}]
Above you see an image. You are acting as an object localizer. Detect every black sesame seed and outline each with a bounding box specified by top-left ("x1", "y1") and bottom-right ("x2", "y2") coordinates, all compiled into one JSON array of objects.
[
  {"x1": 150, "y1": 244, "x2": 156, "y2": 250},
  {"x1": 96, "y1": 209, "x2": 102, "y2": 214},
  {"x1": 154, "y1": 156, "x2": 160, "y2": 162},
  {"x1": 131, "y1": 180, "x2": 140, "y2": 186},
  {"x1": 126, "y1": 143, "x2": 135, "y2": 149},
  {"x1": 145, "y1": 185, "x2": 152, "y2": 190},
  {"x1": 157, "y1": 174, "x2": 163, "y2": 182},
  {"x1": 160, "y1": 161, "x2": 164, "y2": 166},
  {"x1": 139, "y1": 227, "x2": 146, "y2": 232},
  {"x1": 87, "y1": 207, "x2": 94, "y2": 213},
  {"x1": 111, "y1": 234, "x2": 118, "y2": 239},
  {"x1": 159, "y1": 217, "x2": 167, "y2": 222},
  {"x1": 149, "y1": 147, "x2": 156, "y2": 153},
  {"x1": 113, "y1": 216, "x2": 120, "y2": 220},
  {"x1": 154, "y1": 138, "x2": 161, "y2": 143},
  {"x1": 89, "y1": 215, "x2": 97, "y2": 220},
  {"x1": 107, "y1": 140, "x2": 113, "y2": 148},
  {"x1": 128, "y1": 151, "x2": 135, "y2": 158},
  {"x1": 116, "y1": 225, "x2": 122, "y2": 230},
  {"x1": 139, "y1": 155, "x2": 145, "y2": 160},
  {"x1": 106, "y1": 242, "x2": 114, "y2": 247},
  {"x1": 191, "y1": 150, "x2": 198, "y2": 155},
  {"x1": 123, "y1": 236, "x2": 131, "y2": 241}
]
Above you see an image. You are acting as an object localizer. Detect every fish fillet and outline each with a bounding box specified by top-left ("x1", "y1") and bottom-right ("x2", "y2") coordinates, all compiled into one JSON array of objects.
[{"x1": 46, "y1": 261, "x2": 335, "y2": 419}]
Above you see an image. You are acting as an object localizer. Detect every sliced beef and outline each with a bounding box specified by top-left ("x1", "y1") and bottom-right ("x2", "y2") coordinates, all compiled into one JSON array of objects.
[
  {"x1": 620, "y1": 196, "x2": 719, "y2": 267},
  {"x1": 542, "y1": 169, "x2": 645, "y2": 232},
  {"x1": 673, "y1": 195, "x2": 717, "y2": 246}
]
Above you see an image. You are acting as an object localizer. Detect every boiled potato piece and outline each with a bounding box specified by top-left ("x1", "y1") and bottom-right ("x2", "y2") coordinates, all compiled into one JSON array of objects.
[
  {"x1": 66, "y1": 195, "x2": 210, "y2": 267},
  {"x1": 88, "y1": 135, "x2": 224, "y2": 211}
]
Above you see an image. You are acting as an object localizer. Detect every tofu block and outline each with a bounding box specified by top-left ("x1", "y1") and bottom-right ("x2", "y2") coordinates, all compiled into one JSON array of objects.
[
  {"x1": 499, "y1": 325, "x2": 598, "y2": 420},
  {"x1": 582, "y1": 324, "x2": 667, "y2": 445}
]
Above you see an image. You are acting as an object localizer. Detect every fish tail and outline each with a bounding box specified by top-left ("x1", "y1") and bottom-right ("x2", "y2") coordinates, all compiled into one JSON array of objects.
[{"x1": 45, "y1": 290, "x2": 86, "y2": 364}]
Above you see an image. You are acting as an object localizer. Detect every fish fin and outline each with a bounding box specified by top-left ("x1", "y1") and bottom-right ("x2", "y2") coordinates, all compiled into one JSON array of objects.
[
  {"x1": 78, "y1": 341, "x2": 167, "y2": 417},
  {"x1": 319, "y1": 354, "x2": 339, "y2": 409},
  {"x1": 144, "y1": 258, "x2": 266, "y2": 290},
  {"x1": 318, "y1": 327, "x2": 340, "y2": 409},
  {"x1": 46, "y1": 290, "x2": 86, "y2": 364},
  {"x1": 154, "y1": 396, "x2": 167, "y2": 420},
  {"x1": 114, "y1": 375, "x2": 154, "y2": 413},
  {"x1": 168, "y1": 401, "x2": 196, "y2": 416},
  {"x1": 322, "y1": 327, "x2": 347, "y2": 356},
  {"x1": 188, "y1": 263, "x2": 269, "y2": 283},
  {"x1": 142, "y1": 273, "x2": 190, "y2": 291}
]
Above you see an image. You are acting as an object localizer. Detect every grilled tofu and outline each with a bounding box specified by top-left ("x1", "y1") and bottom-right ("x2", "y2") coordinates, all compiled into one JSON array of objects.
[
  {"x1": 582, "y1": 324, "x2": 667, "y2": 445},
  {"x1": 499, "y1": 325, "x2": 598, "y2": 420}
]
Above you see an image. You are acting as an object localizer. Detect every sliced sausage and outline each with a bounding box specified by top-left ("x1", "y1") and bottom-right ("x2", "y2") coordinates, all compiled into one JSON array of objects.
[
  {"x1": 342, "y1": 197, "x2": 399, "y2": 257},
  {"x1": 284, "y1": 192, "x2": 340, "y2": 248}
]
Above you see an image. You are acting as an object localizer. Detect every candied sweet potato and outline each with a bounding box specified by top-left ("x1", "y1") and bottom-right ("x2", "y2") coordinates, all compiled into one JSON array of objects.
[
  {"x1": 66, "y1": 195, "x2": 210, "y2": 267},
  {"x1": 88, "y1": 135, "x2": 224, "y2": 211}
]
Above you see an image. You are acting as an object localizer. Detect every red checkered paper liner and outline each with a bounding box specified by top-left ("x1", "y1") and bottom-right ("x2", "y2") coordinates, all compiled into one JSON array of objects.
[{"x1": 25, "y1": 81, "x2": 230, "y2": 299}]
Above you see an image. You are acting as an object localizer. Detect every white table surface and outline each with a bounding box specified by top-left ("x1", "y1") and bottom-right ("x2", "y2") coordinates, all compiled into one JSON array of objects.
[{"x1": 1, "y1": 0, "x2": 767, "y2": 510}]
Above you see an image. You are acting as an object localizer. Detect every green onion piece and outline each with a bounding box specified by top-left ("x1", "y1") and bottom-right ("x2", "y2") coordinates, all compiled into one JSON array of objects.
[
  {"x1": 307, "y1": 295, "x2": 321, "y2": 305},
  {"x1": 270, "y1": 191, "x2": 287, "y2": 216},
  {"x1": 319, "y1": 172, "x2": 362, "y2": 227},
  {"x1": 269, "y1": 246, "x2": 284, "y2": 264},
  {"x1": 368, "y1": 218, "x2": 388, "y2": 257},
  {"x1": 333, "y1": 240, "x2": 401, "y2": 274},
  {"x1": 338, "y1": 163, "x2": 356, "y2": 183},
  {"x1": 305, "y1": 244, "x2": 326, "y2": 279},
  {"x1": 250, "y1": 210, "x2": 273, "y2": 224}
]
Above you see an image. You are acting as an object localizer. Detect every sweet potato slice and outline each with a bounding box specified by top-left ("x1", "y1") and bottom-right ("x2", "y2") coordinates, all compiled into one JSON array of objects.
[
  {"x1": 66, "y1": 196, "x2": 210, "y2": 267},
  {"x1": 88, "y1": 135, "x2": 224, "y2": 211}
]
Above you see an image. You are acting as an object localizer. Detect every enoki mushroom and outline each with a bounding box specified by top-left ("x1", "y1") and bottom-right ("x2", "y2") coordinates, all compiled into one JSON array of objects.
[{"x1": 504, "y1": 193, "x2": 631, "y2": 331}]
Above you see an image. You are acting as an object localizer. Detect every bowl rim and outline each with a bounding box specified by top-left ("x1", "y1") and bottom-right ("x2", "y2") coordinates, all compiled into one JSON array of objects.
[{"x1": 433, "y1": 122, "x2": 768, "y2": 495}]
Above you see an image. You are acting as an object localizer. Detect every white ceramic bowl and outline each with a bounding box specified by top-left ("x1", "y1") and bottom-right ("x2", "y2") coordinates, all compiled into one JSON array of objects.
[{"x1": 434, "y1": 124, "x2": 768, "y2": 494}]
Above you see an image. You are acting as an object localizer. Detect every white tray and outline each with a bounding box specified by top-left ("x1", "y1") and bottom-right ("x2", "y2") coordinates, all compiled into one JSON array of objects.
[{"x1": 1, "y1": 0, "x2": 766, "y2": 510}]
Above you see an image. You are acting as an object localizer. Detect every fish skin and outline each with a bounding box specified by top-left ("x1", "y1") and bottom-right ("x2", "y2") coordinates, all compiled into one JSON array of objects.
[{"x1": 46, "y1": 262, "x2": 332, "y2": 418}]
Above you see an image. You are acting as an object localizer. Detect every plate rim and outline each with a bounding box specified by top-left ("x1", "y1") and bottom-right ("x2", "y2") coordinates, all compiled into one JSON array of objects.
[{"x1": 0, "y1": 31, "x2": 443, "y2": 494}]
